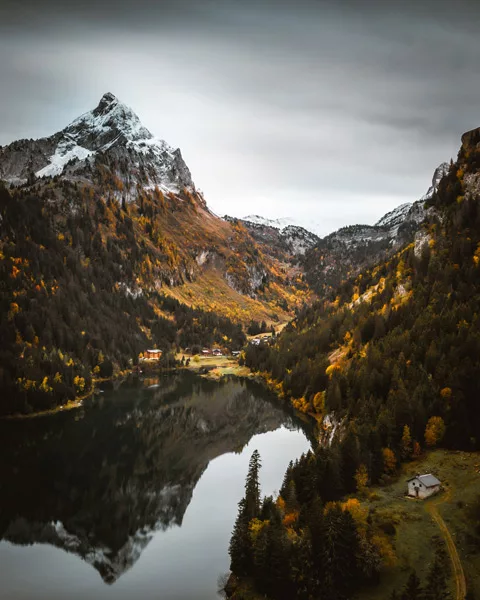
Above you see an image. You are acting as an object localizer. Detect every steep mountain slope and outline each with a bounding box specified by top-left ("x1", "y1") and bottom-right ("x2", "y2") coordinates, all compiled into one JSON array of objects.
[
  {"x1": 300, "y1": 165, "x2": 446, "y2": 295},
  {"x1": 233, "y1": 164, "x2": 448, "y2": 298},
  {"x1": 233, "y1": 130, "x2": 480, "y2": 600},
  {"x1": 245, "y1": 135, "x2": 480, "y2": 445},
  {"x1": 0, "y1": 94, "x2": 313, "y2": 415}
]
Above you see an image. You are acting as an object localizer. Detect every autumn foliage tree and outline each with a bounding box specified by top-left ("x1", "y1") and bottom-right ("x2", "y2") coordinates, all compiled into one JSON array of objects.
[
  {"x1": 382, "y1": 448, "x2": 397, "y2": 475},
  {"x1": 424, "y1": 416, "x2": 446, "y2": 447}
]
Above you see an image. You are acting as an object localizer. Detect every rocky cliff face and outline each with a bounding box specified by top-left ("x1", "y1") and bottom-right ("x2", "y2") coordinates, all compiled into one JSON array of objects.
[{"x1": 420, "y1": 161, "x2": 450, "y2": 201}]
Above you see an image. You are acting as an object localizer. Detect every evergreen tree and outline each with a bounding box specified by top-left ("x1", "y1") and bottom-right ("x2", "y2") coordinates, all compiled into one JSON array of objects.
[
  {"x1": 284, "y1": 479, "x2": 298, "y2": 513},
  {"x1": 228, "y1": 498, "x2": 252, "y2": 576},
  {"x1": 322, "y1": 504, "x2": 359, "y2": 597},
  {"x1": 260, "y1": 508, "x2": 292, "y2": 600},
  {"x1": 423, "y1": 551, "x2": 451, "y2": 600},
  {"x1": 245, "y1": 449, "x2": 261, "y2": 520},
  {"x1": 290, "y1": 529, "x2": 318, "y2": 600},
  {"x1": 401, "y1": 571, "x2": 424, "y2": 600}
]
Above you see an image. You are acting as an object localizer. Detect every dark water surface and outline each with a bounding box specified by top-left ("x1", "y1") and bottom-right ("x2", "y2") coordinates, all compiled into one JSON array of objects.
[{"x1": 0, "y1": 373, "x2": 311, "y2": 600}]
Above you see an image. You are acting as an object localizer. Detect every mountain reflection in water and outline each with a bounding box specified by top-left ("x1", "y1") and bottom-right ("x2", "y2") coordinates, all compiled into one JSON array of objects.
[{"x1": 0, "y1": 373, "x2": 311, "y2": 590}]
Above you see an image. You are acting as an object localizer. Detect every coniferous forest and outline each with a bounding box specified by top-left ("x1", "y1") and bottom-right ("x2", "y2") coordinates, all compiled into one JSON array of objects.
[{"x1": 227, "y1": 126, "x2": 480, "y2": 599}]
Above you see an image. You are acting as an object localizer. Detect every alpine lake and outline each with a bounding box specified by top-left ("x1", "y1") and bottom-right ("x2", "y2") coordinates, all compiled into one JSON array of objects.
[{"x1": 0, "y1": 372, "x2": 312, "y2": 600}]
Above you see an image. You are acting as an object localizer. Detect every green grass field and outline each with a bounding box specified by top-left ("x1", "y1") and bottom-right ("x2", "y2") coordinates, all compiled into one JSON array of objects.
[{"x1": 355, "y1": 449, "x2": 480, "y2": 599}]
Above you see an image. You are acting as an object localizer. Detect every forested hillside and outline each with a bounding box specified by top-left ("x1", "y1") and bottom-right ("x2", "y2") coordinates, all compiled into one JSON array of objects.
[
  {"x1": 0, "y1": 183, "x2": 251, "y2": 415},
  {"x1": 0, "y1": 94, "x2": 313, "y2": 416},
  {"x1": 229, "y1": 128, "x2": 480, "y2": 599}
]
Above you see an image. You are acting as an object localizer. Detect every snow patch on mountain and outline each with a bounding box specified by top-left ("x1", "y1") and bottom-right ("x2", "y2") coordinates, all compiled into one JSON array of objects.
[
  {"x1": 36, "y1": 138, "x2": 93, "y2": 178},
  {"x1": 281, "y1": 225, "x2": 320, "y2": 255},
  {"x1": 375, "y1": 203, "x2": 412, "y2": 231},
  {"x1": 243, "y1": 215, "x2": 296, "y2": 230}
]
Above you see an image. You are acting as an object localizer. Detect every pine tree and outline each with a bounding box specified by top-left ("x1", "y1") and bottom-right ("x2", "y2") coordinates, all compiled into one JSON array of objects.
[
  {"x1": 401, "y1": 571, "x2": 424, "y2": 600},
  {"x1": 261, "y1": 508, "x2": 292, "y2": 600},
  {"x1": 322, "y1": 504, "x2": 359, "y2": 597},
  {"x1": 280, "y1": 460, "x2": 294, "y2": 498},
  {"x1": 423, "y1": 551, "x2": 451, "y2": 600},
  {"x1": 284, "y1": 479, "x2": 298, "y2": 513},
  {"x1": 244, "y1": 449, "x2": 261, "y2": 520},
  {"x1": 229, "y1": 498, "x2": 252, "y2": 575},
  {"x1": 290, "y1": 529, "x2": 318, "y2": 600}
]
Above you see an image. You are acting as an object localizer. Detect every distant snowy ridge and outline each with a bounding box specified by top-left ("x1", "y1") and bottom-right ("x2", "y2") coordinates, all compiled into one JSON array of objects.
[
  {"x1": 243, "y1": 214, "x2": 326, "y2": 237},
  {"x1": 243, "y1": 215, "x2": 296, "y2": 230},
  {"x1": 224, "y1": 214, "x2": 320, "y2": 256},
  {"x1": 243, "y1": 160, "x2": 449, "y2": 242},
  {"x1": 374, "y1": 202, "x2": 412, "y2": 231}
]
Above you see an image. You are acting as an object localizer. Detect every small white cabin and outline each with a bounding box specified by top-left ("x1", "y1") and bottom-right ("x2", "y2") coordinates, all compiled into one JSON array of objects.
[{"x1": 407, "y1": 473, "x2": 441, "y2": 499}]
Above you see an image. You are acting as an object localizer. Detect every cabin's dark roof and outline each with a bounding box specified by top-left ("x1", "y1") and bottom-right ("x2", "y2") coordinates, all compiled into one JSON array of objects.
[{"x1": 407, "y1": 473, "x2": 441, "y2": 488}]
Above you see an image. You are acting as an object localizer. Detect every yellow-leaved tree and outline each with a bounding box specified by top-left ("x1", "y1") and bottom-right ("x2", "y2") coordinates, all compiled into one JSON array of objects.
[
  {"x1": 424, "y1": 416, "x2": 446, "y2": 447},
  {"x1": 382, "y1": 448, "x2": 396, "y2": 475},
  {"x1": 312, "y1": 391, "x2": 325, "y2": 414},
  {"x1": 354, "y1": 464, "x2": 369, "y2": 493}
]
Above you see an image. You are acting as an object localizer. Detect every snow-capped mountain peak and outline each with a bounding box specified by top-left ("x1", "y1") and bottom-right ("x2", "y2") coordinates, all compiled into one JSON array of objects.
[
  {"x1": 64, "y1": 92, "x2": 154, "y2": 149},
  {"x1": 242, "y1": 214, "x2": 326, "y2": 236},
  {"x1": 1, "y1": 93, "x2": 193, "y2": 193}
]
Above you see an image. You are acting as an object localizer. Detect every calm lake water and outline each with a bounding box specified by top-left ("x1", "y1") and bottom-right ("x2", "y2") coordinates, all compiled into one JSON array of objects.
[{"x1": 0, "y1": 373, "x2": 311, "y2": 600}]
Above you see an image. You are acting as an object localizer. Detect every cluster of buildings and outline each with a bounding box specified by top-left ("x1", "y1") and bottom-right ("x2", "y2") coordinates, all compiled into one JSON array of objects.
[
  {"x1": 201, "y1": 348, "x2": 224, "y2": 356},
  {"x1": 249, "y1": 335, "x2": 272, "y2": 347}
]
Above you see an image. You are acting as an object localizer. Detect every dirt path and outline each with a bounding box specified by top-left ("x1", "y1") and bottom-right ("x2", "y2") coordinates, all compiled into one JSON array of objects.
[{"x1": 425, "y1": 490, "x2": 466, "y2": 600}]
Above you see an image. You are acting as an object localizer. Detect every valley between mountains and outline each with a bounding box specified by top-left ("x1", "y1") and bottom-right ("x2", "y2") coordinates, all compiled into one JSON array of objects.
[
  {"x1": 0, "y1": 93, "x2": 445, "y2": 416},
  {"x1": 2, "y1": 93, "x2": 480, "y2": 600}
]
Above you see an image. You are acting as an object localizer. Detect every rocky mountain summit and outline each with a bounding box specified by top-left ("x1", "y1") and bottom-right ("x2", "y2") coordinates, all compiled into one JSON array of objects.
[
  {"x1": 0, "y1": 92, "x2": 193, "y2": 194},
  {"x1": 420, "y1": 161, "x2": 450, "y2": 201}
]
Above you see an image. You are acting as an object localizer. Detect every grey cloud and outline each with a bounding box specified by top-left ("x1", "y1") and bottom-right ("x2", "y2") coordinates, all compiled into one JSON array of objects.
[{"x1": 1, "y1": 0, "x2": 480, "y2": 234}]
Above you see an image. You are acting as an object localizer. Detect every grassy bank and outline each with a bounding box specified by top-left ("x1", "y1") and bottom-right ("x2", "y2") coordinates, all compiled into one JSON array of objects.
[
  {"x1": 355, "y1": 449, "x2": 480, "y2": 599},
  {"x1": 175, "y1": 353, "x2": 254, "y2": 380},
  {"x1": 2, "y1": 387, "x2": 94, "y2": 420}
]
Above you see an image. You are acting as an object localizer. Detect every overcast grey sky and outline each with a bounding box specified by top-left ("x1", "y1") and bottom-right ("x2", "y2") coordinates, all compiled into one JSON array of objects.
[{"x1": 1, "y1": 0, "x2": 480, "y2": 235}]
